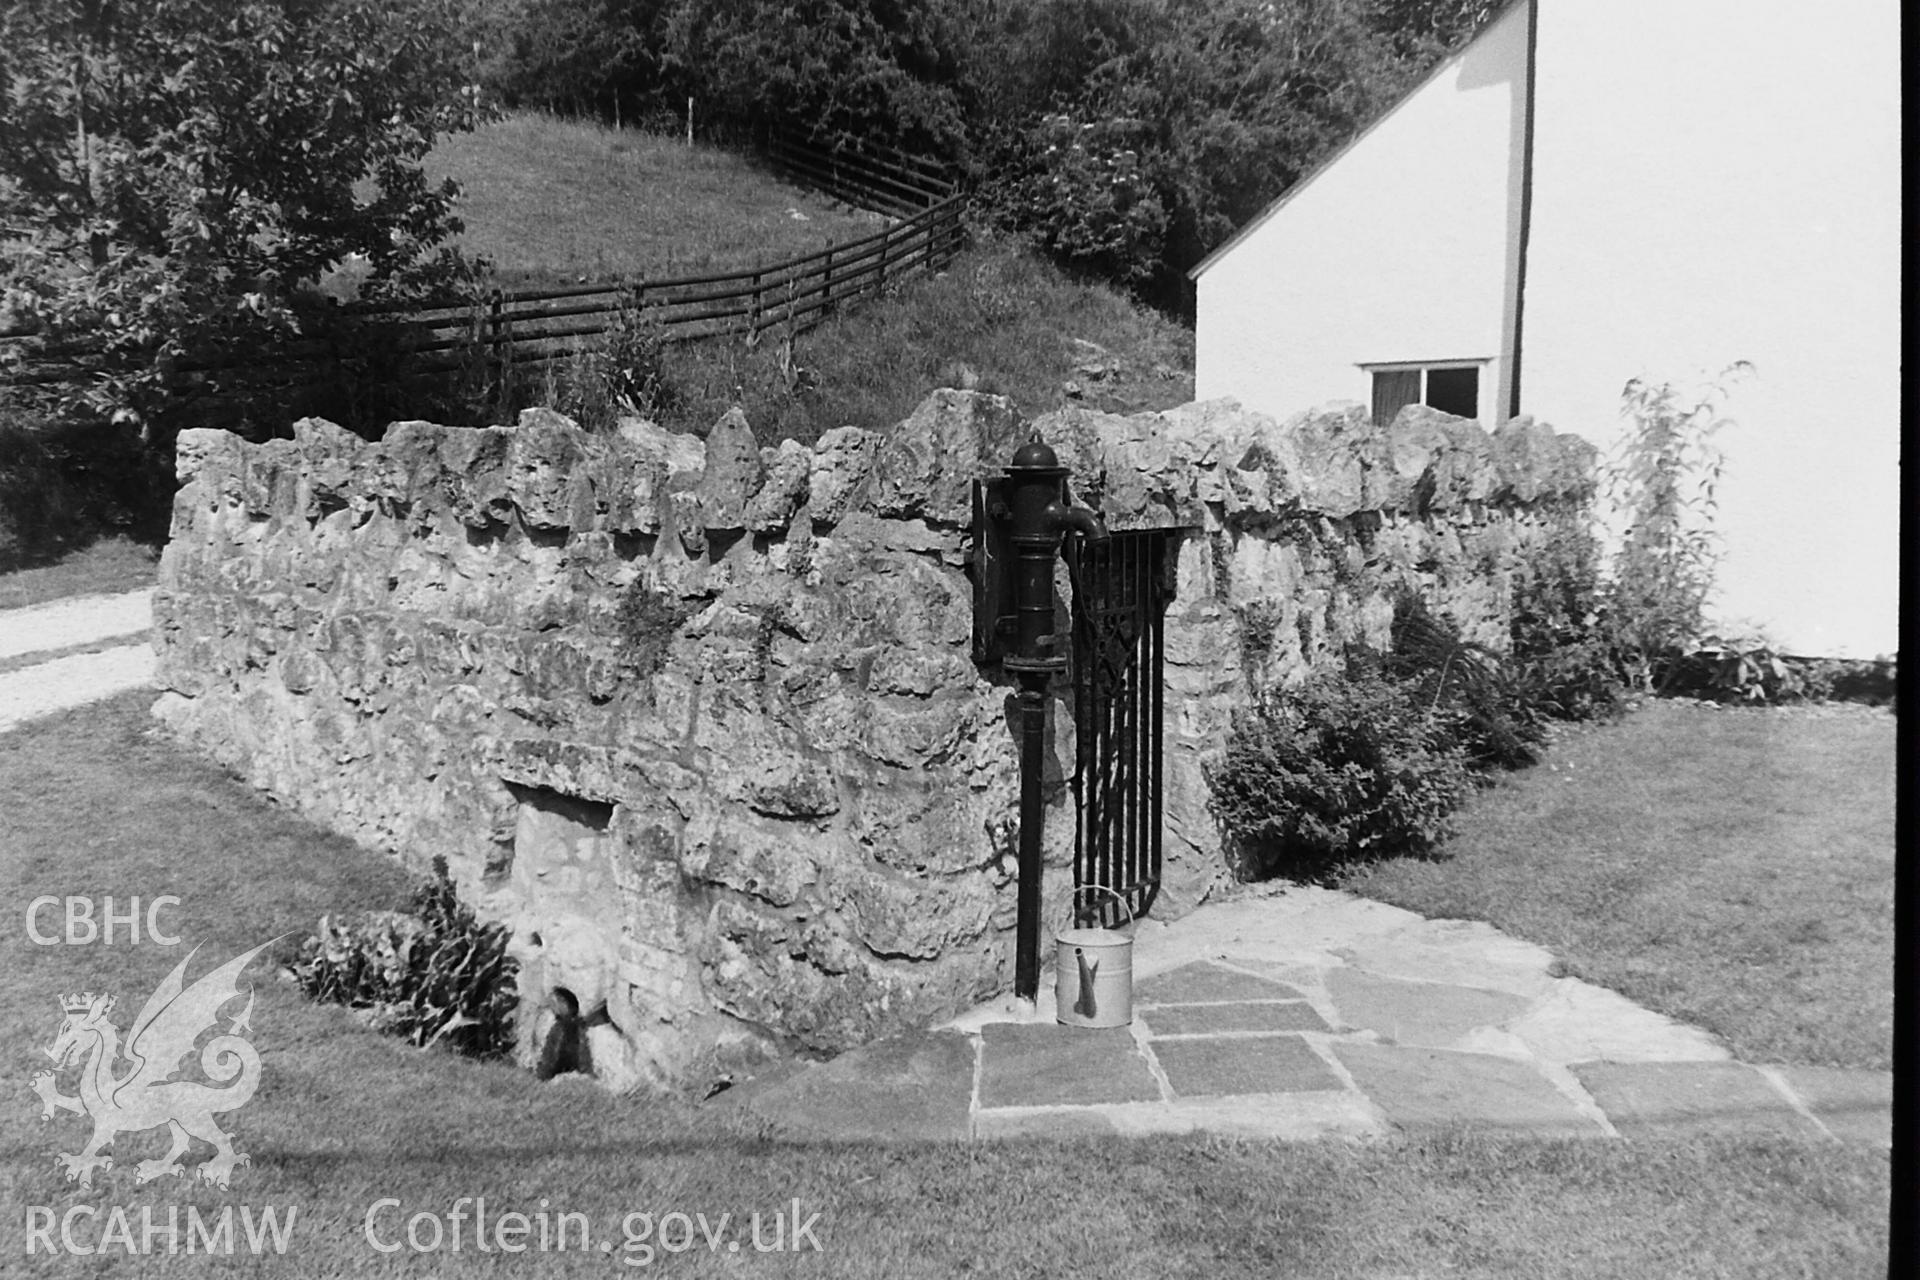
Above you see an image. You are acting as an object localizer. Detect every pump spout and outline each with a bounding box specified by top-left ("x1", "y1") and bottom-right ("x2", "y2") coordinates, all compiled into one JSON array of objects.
[{"x1": 1045, "y1": 498, "x2": 1109, "y2": 544}]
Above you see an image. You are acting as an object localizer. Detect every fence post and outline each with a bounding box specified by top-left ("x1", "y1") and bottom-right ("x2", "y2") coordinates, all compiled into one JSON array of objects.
[
  {"x1": 488, "y1": 287, "x2": 506, "y2": 409},
  {"x1": 750, "y1": 270, "x2": 762, "y2": 338},
  {"x1": 822, "y1": 247, "x2": 834, "y2": 317},
  {"x1": 877, "y1": 224, "x2": 890, "y2": 292}
]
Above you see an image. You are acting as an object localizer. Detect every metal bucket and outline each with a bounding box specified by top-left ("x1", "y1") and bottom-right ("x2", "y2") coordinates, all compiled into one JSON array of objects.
[{"x1": 1055, "y1": 886, "x2": 1134, "y2": 1029}]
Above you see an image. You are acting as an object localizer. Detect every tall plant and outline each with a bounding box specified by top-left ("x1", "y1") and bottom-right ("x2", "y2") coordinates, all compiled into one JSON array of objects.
[{"x1": 1600, "y1": 361, "x2": 1750, "y2": 692}]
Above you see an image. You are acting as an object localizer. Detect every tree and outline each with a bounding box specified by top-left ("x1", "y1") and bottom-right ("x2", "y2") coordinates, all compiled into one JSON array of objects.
[
  {"x1": 969, "y1": 0, "x2": 1410, "y2": 308},
  {"x1": 656, "y1": 0, "x2": 970, "y2": 155},
  {"x1": 469, "y1": 0, "x2": 670, "y2": 124},
  {"x1": 0, "y1": 0, "x2": 484, "y2": 436}
]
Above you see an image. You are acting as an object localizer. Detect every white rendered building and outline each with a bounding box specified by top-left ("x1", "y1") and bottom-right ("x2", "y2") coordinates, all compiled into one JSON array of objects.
[{"x1": 1192, "y1": 0, "x2": 1900, "y2": 658}]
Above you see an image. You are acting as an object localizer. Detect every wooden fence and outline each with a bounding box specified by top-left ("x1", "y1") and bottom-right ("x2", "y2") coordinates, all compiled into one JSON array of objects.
[
  {"x1": 422, "y1": 191, "x2": 965, "y2": 371},
  {"x1": 765, "y1": 127, "x2": 959, "y2": 217},
  {"x1": 1, "y1": 194, "x2": 967, "y2": 409}
]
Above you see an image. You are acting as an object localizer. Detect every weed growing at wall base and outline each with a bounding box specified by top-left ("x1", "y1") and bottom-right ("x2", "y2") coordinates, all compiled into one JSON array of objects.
[{"x1": 290, "y1": 857, "x2": 518, "y2": 1059}]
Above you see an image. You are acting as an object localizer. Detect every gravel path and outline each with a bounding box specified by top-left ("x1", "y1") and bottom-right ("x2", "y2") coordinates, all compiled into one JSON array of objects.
[
  {"x1": 0, "y1": 587, "x2": 153, "y2": 661},
  {"x1": 0, "y1": 588, "x2": 157, "y2": 733}
]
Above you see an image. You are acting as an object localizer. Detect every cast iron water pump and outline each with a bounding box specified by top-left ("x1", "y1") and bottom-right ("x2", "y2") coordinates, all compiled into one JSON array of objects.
[{"x1": 972, "y1": 434, "x2": 1108, "y2": 1001}]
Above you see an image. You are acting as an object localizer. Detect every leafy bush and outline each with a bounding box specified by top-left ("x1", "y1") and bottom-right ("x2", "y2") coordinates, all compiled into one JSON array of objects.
[
  {"x1": 1792, "y1": 655, "x2": 1897, "y2": 707},
  {"x1": 1380, "y1": 592, "x2": 1544, "y2": 769},
  {"x1": 1662, "y1": 634, "x2": 1802, "y2": 704},
  {"x1": 988, "y1": 113, "x2": 1169, "y2": 288},
  {"x1": 290, "y1": 857, "x2": 519, "y2": 1060},
  {"x1": 1660, "y1": 640, "x2": 1898, "y2": 708},
  {"x1": 1208, "y1": 665, "x2": 1475, "y2": 881},
  {"x1": 1509, "y1": 516, "x2": 1626, "y2": 722}
]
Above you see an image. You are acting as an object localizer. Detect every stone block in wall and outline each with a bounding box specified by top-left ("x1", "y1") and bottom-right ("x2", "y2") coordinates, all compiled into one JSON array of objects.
[
  {"x1": 748, "y1": 439, "x2": 812, "y2": 532},
  {"x1": 1492, "y1": 414, "x2": 1597, "y2": 504},
  {"x1": 1281, "y1": 404, "x2": 1375, "y2": 519},
  {"x1": 699, "y1": 406, "x2": 764, "y2": 533},
  {"x1": 680, "y1": 811, "x2": 824, "y2": 908},
  {"x1": 828, "y1": 860, "x2": 1001, "y2": 962},
  {"x1": 809, "y1": 426, "x2": 880, "y2": 523},
  {"x1": 848, "y1": 772, "x2": 1000, "y2": 876},
  {"x1": 866, "y1": 389, "x2": 1023, "y2": 526},
  {"x1": 1221, "y1": 433, "x2": 1306, "y2": 523},
  {"x1": 700, "y1": 898, "x2": 924, "y2": 1052}
]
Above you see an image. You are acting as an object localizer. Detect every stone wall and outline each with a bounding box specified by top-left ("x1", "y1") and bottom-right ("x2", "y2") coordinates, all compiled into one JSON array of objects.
[{"x1": 153, "y1": 390, "x2": 1592, "y2": 1092}]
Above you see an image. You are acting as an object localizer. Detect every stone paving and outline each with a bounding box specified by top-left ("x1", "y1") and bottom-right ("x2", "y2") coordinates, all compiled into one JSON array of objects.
[{"x1": 726, "y1": 883, "x2": 1891, "y2": 1148}]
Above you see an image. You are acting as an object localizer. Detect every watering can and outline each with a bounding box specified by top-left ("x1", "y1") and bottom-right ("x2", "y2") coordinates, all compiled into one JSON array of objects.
[{"x1": 1055, "y1": 886, "x2": 1134, "y2": 1029}]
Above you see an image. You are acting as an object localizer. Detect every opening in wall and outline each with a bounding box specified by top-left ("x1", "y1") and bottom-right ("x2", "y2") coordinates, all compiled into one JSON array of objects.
[{"x1": 1364, "y1": 361, "x2": 1485, "y2": 423}]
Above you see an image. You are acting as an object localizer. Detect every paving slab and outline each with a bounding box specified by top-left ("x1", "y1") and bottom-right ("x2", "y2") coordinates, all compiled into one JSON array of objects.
[
  {"x1": 1572, "y1": 1062, "x2": 1827, "y2": 1140},
  {"x1": 1172, "y1": 889, "x2": 1424, "y2": 953},
  {"x1": 1506, "y1": 977, "x2": 1729, "y2": 1064},
  {"x1": 1141, "y1": 1001, "x2": 1329, "y2": 1036},
  {"x1": 1336, "y1": 919, "x2": 1559, "y2": 999},
  {"x1": 1134, "y1": 960, "x2": 1302, "y2": 1005},
  {"x1": 731, "y1": 1028, "x2": 975, "y2": 1141},
  {"x1": 1334, "y1": 1043, "x2": 1604, "y2": 1135},
  {"x1": 1151, "y1": 1035, "x2": 1343, "y2": 1098},
  {"x1": 1768, "y1": 1066, "x2": 1892, "y2": 1147},
  {"x1": 1324, "y1": 968, "x2": 1531, "y2": 1046},
  {"x1": 978, "y1": 1023, "x2": 1161, "y2": 1108},
  {"x1": 1221, "y1": 956, "x2": 1329, "y2": 992}
]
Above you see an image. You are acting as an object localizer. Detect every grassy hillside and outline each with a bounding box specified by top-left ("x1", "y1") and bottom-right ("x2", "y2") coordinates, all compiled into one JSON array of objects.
[
  {"x1": 521, "y1": 230, "x2": 1196, "y2": 445},
  {"x1": 422, "y1": 113, "x2": 883, "y2": 287},
  {"x1": 419, "y1": 111, "x2": 1195, "y2": 443}
]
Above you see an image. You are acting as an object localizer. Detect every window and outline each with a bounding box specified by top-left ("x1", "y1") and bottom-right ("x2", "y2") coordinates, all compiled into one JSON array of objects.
[{"x1": 1365, "y1": 362, "x2": 1484, "y2": 423}]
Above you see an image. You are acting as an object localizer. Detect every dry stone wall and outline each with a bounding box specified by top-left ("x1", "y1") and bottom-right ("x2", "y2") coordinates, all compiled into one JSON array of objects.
[{"x1": 153, "y1": 390, "x2": 1592, "y2": 1093}]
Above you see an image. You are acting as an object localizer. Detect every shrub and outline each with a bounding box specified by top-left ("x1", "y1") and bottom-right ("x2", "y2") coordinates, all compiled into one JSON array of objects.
[
  {"x1": 1208, "y1": 666, "x2": 1475, "y2": 881},
  {"x1": 290, "y1": 856, "x2": 519, "y2": 1060},
  {"x1": 1509, "y1": 517, "x2": 1626, "y2": 722},
  {"x1": 1793, "y1": 655, "x2": 1897, "y2": 707},
  {"x1": 1660, "y1": 640, "x2": 1898, "y2": 708},
  {"x1": 1662, "y1": 633, "x2": 1802, "y2": 704}
]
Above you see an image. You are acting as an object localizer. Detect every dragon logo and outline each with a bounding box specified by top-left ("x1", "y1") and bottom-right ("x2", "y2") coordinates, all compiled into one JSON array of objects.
[{"x1": 31, "y1": 939, "x2": 279, "y2": 1190}]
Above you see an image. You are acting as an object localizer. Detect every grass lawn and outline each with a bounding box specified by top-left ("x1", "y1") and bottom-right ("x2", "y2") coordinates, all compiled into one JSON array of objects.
[
  {"x1": 422, "y1": 114, "x2": 884, "y2": 288},
  {"x1": 0, "y1": 693, "x2": 1890, "y2": 1276},
  {"x1": 1338, "y1": 700, "x2": 1896, "y2": 1071},
  {"x1": 0, "y1": 536, "x2": 161, "y2": 611}
]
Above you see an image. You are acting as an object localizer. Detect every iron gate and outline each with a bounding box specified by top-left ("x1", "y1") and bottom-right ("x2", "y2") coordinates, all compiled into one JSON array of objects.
[{"x1": 1065, "y1": 529, "x2": 1175, "y2": 928}]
